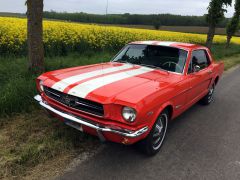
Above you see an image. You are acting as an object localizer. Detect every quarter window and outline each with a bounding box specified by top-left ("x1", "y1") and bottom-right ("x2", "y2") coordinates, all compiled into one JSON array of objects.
[{"x1": 188, "y1": 50, "x2": 211, "y2": 73}]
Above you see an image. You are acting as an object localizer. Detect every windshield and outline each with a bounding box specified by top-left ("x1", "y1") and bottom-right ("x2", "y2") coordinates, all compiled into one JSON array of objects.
[{"x1": 113, "y1": 44, "x2": 188, "y2": 73}]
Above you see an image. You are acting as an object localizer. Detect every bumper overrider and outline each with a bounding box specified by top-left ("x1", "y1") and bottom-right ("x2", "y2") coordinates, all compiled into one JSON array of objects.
[{"x1": 34, "y1": 95, "x2": 148, "y2": 143}]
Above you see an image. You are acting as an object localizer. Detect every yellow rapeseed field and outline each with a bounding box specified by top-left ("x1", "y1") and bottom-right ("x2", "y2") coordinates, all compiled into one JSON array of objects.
[{"x1": 0, "y1": 16, "x2": 240, "y2": 55}]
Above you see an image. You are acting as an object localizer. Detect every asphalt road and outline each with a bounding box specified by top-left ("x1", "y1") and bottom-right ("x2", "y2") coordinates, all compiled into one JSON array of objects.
[{"x1": 59, "y1": 66, "x2": 240, "y2": 180}]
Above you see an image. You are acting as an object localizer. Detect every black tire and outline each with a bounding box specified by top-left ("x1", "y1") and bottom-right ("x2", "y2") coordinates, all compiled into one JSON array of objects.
[
  {"x1": 200, "y1": 83, "x2": 215, "y2": 105},
  {"x1": 137, "y1": 109, "x2": 169, "y2": 156}
]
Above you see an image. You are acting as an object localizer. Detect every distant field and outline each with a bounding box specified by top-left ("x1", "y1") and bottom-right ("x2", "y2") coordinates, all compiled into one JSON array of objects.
[
  {"x1": 110, "y1": 24, "x2": 240, "y2": 36},
  {"x1": 0, "y1": 12, "x2": 239, "y2": 36},
  {"x1": 0, "y1": 12, "x2": 25, "y2": 17},
  {"x1": 1, "y1": 16, "x2": 240, "y2": 56}
]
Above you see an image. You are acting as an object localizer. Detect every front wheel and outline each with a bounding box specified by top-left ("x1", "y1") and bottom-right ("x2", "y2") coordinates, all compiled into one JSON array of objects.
[{"x1": 137, "y1": 109, "x2": 169, "y2": 156}]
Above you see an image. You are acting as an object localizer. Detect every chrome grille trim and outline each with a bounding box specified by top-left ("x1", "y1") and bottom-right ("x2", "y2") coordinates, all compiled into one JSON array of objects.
[{"x1": 43, "y1": 86, "x2": 104, "y2": 117}]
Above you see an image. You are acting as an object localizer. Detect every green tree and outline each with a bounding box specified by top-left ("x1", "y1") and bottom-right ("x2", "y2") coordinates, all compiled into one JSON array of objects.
[
  {"x1": 26, "y1": 0, "x2": 44, "y2": 73},
  {"x1": 153, "y1": 20, "x2": 162, "y2": 30},
  {"x1": 226, "y1": 0, "x2": 240, "y2": 47},
  {"x1": 206, "y1": 0, "x2": 232, "y2": 49}
]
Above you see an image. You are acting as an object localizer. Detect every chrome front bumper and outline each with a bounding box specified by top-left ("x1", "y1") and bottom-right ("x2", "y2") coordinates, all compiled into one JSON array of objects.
[{"x1": 34, "y1": 95, "x2": 148, "y2": 141}]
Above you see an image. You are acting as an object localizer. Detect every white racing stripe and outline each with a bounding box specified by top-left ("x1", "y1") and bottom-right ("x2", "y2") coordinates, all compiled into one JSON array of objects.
[
  {"x1": 51, "y1": 64, "x2": 133, "y2": 91},
  {"x1": 156, "y1": 41, "x2": 177, "y2": 46},
  {"x1": 68, "y1": 67, "x2": 154, "y2": 98},
  {"x1": 134, "y1": 41, "x2": 177, "y2": 46},
  {"x1": 138, "y1": 41, "x2": 159, "y2": 45}
]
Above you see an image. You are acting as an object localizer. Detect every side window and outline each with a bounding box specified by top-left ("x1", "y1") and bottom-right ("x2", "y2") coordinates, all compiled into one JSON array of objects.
[{"x1": 188, "y1": 50, "x2": 210, "y2": 73}]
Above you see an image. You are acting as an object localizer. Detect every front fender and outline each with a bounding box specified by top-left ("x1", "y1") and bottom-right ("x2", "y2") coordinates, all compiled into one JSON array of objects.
[{"x1": 139, "y1": 101, "x2": 174, "y2": 134}]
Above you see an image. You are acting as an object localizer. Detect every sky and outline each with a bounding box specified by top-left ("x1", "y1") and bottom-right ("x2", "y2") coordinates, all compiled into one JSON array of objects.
[{"x1": 0, "y1": 0, "x2": 235, "y2": 17}]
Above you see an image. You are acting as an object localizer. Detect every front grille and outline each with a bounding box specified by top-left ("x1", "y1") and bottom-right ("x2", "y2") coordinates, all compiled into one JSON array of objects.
[{"x1": 44, "y1": 86, "x2": 104, "y2": 117}]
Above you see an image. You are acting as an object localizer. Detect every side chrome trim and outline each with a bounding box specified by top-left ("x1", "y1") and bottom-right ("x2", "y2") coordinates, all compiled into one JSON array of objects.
[
  {"x1": 175, "y1": 105, "x2": 182, "y2": 109},
  {"x1": 34, "y1": 95, "x2": 148, "y2": 138}
]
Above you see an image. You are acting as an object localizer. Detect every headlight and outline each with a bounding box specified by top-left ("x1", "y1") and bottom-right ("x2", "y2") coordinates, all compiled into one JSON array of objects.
[
  {"x1": 39, "y1": 80, "x2": 44, "y2": 92},
  {"x1": 122, "y1": 107, "x2": 137, "y2": 123}
]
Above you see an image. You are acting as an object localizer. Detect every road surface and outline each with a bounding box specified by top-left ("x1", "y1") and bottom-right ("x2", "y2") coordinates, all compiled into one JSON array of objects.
[{"x1": 59, "y1": 66, "x2": 240, "y2": 180}]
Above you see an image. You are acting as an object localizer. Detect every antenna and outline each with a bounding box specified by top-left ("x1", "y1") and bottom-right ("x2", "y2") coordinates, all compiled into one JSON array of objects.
[
  {"x1": 101, "y1": 0, "x2": 109, "y2": 74},
  {"x1": 106, "y1": 0, "x2": 109, "y2": 15}
]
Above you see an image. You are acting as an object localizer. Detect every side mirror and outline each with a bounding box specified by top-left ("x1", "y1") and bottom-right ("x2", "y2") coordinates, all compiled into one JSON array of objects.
[{"x1": 193, "y1": 65, "x2": 201, "y2": 73}]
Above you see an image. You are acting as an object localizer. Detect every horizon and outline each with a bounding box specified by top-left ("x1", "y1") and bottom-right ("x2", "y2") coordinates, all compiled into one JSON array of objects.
[
  {"x1": 0, "y1": 0, "x2": 235, "y2": 18},
  {"x1": 0, "y1": 11, "x2": 226, "y2": 18}
]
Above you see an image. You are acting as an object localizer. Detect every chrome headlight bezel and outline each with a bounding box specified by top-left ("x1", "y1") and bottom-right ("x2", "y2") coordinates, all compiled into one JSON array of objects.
[
  {"x1": 39, "y1": 80, "x2": 44, "y2": 92},
  {"x1": 122, "y1": 106, "x2": 137, "y2": 123}
]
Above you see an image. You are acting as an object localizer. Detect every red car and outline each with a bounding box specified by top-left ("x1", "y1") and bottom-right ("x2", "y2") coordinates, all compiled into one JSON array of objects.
[{"x1": 35, "y1": 41, "x2": 224, "y2": 155}]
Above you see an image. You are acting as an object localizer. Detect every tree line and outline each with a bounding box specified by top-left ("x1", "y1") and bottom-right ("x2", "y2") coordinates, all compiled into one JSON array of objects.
[{"x1": 43, "y1": 11, "x2": 229, "y2": 28}]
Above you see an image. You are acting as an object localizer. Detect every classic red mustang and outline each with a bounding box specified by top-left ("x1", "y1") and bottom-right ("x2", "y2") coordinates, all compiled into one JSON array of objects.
[{"x1": 35, "y1": 41, "x2": 224, "y2": 155}]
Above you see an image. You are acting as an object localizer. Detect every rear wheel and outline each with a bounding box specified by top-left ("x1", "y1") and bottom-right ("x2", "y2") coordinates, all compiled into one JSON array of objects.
[
  {"x1": 137, "y1": 109, "x2": 168, "y2": 156},
  {"x1": 200, "y1": 83, "x2": 215, "y2": 105}
]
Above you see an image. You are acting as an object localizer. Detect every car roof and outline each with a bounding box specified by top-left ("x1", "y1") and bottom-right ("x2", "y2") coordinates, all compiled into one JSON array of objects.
[{"x1": 129, "y1": 41, "x2": 206, "y2": 51}]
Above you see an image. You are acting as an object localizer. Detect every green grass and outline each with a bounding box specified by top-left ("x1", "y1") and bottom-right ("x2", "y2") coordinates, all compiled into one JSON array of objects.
[
  {"x1": 222, "y1": 54, "x2": 240, "y2": 70},
  {"x1": 0, "y1": 110, "x2": 100, "y2": 179},
  {"x1": 211, "y1": 44, "x2": 240, "y2": 60}
]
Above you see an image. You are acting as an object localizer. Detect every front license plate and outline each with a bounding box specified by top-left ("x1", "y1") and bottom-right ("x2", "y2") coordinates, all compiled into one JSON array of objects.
[{"x1": 64, "y1": 119, "x2": 83, "y2": 132}]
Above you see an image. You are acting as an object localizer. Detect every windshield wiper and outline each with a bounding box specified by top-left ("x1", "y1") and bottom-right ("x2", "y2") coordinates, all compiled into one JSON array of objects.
[
  {"x1": 139, "y1": 64, "x2": 170, "y2": 74},
  {"x1": 139, "y1": 64, "x2": 161, "y2": 69},
  {"x1": 115, "y1": 60, "x2": 128, "y2": 63},
  {"x1": 114, "y1": 60, "x2": 133, "y2": 65}
]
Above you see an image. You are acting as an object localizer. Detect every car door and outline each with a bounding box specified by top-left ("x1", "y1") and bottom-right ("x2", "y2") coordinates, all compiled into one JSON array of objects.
[{"x1": 187, "y1": 49, "x2": 214, "y2": 105}]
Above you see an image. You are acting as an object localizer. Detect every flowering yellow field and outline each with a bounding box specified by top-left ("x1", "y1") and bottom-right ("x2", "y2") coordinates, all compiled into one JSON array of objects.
[{"x1": 0, "y1": 16, "x2": 240, "y2": 55}]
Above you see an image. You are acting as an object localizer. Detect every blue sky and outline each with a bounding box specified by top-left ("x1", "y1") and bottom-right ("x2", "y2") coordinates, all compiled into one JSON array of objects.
[{"x1": 0, "y1": 0, "x2": 235, "y2": 17}]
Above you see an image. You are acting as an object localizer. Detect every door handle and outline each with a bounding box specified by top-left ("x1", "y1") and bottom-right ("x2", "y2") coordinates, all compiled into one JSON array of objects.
[{"x1": 207, "y1": 70, "x2": 213, "y2": 74}]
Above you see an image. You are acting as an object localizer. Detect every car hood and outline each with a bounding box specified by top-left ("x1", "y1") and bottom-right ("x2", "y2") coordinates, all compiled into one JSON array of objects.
[{"x1": 40, "y1": 62, "x2": 182, "y2": 104}]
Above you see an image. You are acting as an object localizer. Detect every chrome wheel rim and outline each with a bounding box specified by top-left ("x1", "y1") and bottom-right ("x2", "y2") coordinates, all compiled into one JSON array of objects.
[
  {"x1": 208, "y1": 85, "x2": 215, "y2": 103},
  {"x1": 152, "y1": 114, "x2": 168, "y2": 150}
]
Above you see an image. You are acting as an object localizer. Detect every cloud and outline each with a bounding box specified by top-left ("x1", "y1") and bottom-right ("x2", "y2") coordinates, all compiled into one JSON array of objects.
[{"x1": 0, "y1": 0, "x2": 234, "y2": 17}]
